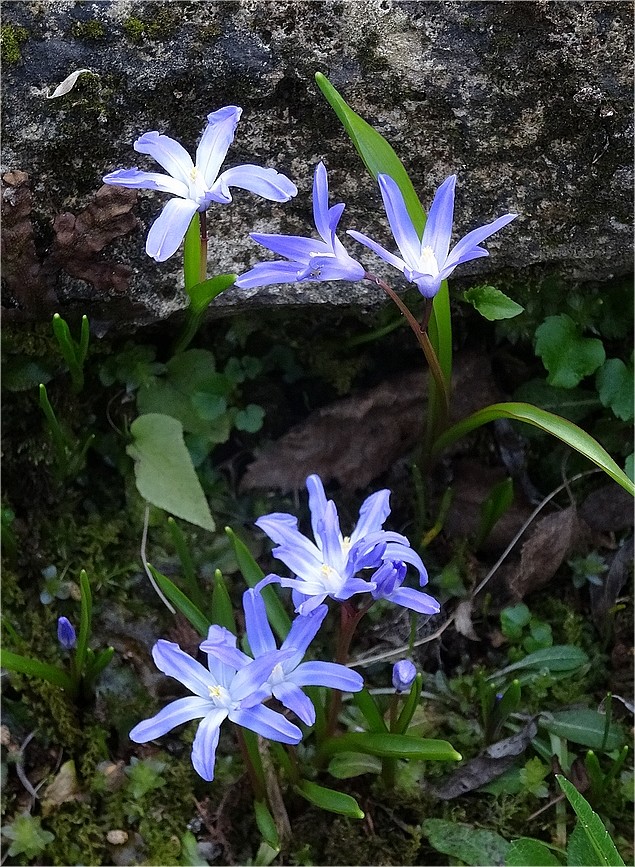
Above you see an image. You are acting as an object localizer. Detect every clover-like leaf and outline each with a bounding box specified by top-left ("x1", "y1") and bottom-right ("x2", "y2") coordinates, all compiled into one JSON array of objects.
[
  {"x1": 235, "y1": 404, "x2": 265, "y2": 433},
  {"x1": 535, "y1": 314, "x2": 605, "y2": 388},
  {"x1": 596, "y1": 358, "x2": 634, "y2": 422},
  {"x1": 464, "y1": 285, "x2": 524, "y2": 320}
]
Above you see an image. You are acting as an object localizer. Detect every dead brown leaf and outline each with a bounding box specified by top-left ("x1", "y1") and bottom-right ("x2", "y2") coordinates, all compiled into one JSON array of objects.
[
  {"x1": 504, "y1": 505, "x2": 585, "y2": 600},
  {"x1": 580, "y1": 483, "x2": 634, "y2": 533},
  {"x1": 241, "y1": 369, "x2": 426, "y2": 492},
  {"x1": 590, "y1": 539, "x2": 634, "y2": 636},
  {"x1": 454, "y1": 598, "x2": 480, "y2": 641},
  {"x1": 427, "y1": 719, "x2": 538, "y2": 799},
  {"x1": 1, "y1": 171, "x2": 55, "y2": 309},
  {"x1": 50, "y1": 184, "x2": 138, "y2": 294}
]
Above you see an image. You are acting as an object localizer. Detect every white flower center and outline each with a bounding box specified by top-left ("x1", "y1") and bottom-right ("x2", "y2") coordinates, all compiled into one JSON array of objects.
[
  {"x1": 419, "y1": 245, "x2": 440, "y2": 277},
  {"x1": 320, "y1": 562, "x2": 346, "y2": 594},
  {"x1": 269, "y1": 663, "x2": 286, "y2": 686},
  {"x1": 207, "y1": 684, "x2": 233, "y2": 708},
  {"x1": 188, "y1": 166, "x2": 210, "y2": 205}
]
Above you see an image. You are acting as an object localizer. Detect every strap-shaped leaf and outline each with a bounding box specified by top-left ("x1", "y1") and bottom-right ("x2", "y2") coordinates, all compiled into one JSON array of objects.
[
  {"x1": 557, "y1": 775, "x2": 625, "y2": 866},
  {"x1": 149, "y1": 564, "x2": 210, "y2": 636},
  {"x1": 0, "y1": 650, "x2": 74, "y2": 692},
  {"x1": 225, "y1": 527, "x2": 290, "y2": 640},
  {"x1": 294, "y1": 780, "x2": 364, "y2": 819},
  {"x1": 432, "y1": 402, "x2": 634, "y2": 496},
  {"x1": 324, "y1": 731, "x2": 461, "y2": 762}
]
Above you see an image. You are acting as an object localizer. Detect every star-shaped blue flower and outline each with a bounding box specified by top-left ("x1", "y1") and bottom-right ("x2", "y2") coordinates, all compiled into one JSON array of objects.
[
  {"x1": 103, "y1": 106, "x2": 297, "y2": 262},
  {"x1": 348, "y1": 174, "x2": 517, "y2": 298},
  {"x1": 234, "y1": 162, "x2": 365, "y2": 288}
]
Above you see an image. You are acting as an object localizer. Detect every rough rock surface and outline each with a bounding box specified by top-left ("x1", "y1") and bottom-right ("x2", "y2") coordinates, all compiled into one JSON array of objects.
[{"x1": 2, "y1": 1, "x2": 633, "y2": 329}]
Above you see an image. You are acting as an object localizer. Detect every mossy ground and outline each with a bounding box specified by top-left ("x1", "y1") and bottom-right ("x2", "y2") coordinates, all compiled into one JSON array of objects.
[{"x1": 1, "y1": 301, "x2": 632, "y2": 865}]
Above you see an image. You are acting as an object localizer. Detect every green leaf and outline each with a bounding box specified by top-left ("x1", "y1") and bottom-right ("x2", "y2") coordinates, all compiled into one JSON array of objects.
[
  {"x1": 225, "y1": 527, "x2": 290, "y2": 640},
  {"x1": 0, "y1": 649, "x2": 74, "y2": 692},
  {"x1": 183, "y1": 213, "x2": 201, "y2": 293},
  {"x1": 149, "y1": 565, "x2": 210, "y2": 636},
  {"x1": 431, "y1": 402, "x2": 635, "y2": 496},
  {"x1": 513, "y1": 379, "x2": 600, "y2": 425},
  {"x1": 253, "y1": 799, "x2": 280, "y2": 851},
  {"x1": 1, "y1": 813, "x2": 55, "y2": 859},
  {"x1": 235, "y1": 404, "x2": 265, "y2": 433},
  {"x1": 625, "y1": 453, "x2": 634, "y2": 482},
  {"x1": 328, "y1": 751, "x2": 383, "y2": 779},
  {"x1": 500, "y1": 603, "x2": 531, "y2": 641},
  {"x1": 395, "y1": 672, "x2": 423, "y2": 734},
  {"x1": 506, "y1": 837, "x2": 562, "y2": 866},
  {"x1": 541, "y1": 709, "x2": 625, "y2": 751},
  {"x1": 191, "y1": 393, "x2": 227, "y2": 421},
  {"x1": 423, "y1": 819, "x2": 509, "y2": 866},
  {"x1": 211, "y1": 569, "x2": 236, "y2": 633},
  {"x1": 535, "y1": 315, "x2": 605, "y2": 388},
  {"x1": 2, "y1": 355, "x2": 56, "y2": 391},
  {"x1": 464, "y1": 285, "x2": 524, "y2": 320},
  {"x1": 324, "y1": 732, "x2": 461, "y2": 762},
  {"x1": 188, "y1": 273, "x2": 236, "y2": 314},
  {"x1": 75, "y1": 569, "x2": 92, "y2": 679},
  {"x1": 492, "y1": 645, "x2": 589, "y2": 678},
  {"x1": 352, "y1": 688, "x2": 388, "y2": 732},
  {"x1": 476, "y1": 476, "x2": 514, "y2": 548},
  {"x1": 294, "y1": 780, "x2": 364, "y2": 819},
  {"x1": 127, "y1": 414, "x2": 214, "y2": 531},
  {"x1": 557, "y1": 775, "x2": 625, "y2": 866},
  {"x1": 315, "y1": 72, "x2": 424, "y2": 232},
  {"x1": 125, "y1": 756, "x2": 167, "y2": 799},
  {"x1": 314, "y1": 72, "x2": 451, "y2": 393},
  {"x1": 596, "y1": 358, "x2": 634, "y2": 422}
]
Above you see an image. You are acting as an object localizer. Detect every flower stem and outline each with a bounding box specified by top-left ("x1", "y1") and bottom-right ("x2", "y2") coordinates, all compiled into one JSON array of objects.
[
  {"x1": 199, "y1": 211, "x2": 208, "y2": 284},
  {"x1": 234, "y1": 726, "x2": 265, "y2": 801},
  {"x1": 325, "y1": 600, "x2": 372, "y2": 739},
  {"x1": 364, "y1": 273, "x2": 450, "y2": 463}
]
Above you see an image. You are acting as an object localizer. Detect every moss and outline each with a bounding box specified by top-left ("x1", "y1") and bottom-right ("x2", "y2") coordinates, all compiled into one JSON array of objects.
[
  {"x1": 44, "y1": 802, "x2": 105, "y2": 866},
  {"x1": 70, "y1": 20, "x2": 106, "y2": 40},
  {"x1": 123, "y1": 16, "x2": 146, "y2": 43},
  {"x1": 0, "y1": 23, "x2": 28, "y2": 64},
  {"x1": 123, "y1": 8, "x2": 181, "y2": 43}
]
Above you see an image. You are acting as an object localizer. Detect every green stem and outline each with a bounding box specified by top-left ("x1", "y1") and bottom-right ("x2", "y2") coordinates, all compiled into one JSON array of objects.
[
  {"x1": 235, "y1": 727, "x2": 265, "y2": 801},
  {"x1": 382, "y1": 695, "x2": 400, "y2": 789}
]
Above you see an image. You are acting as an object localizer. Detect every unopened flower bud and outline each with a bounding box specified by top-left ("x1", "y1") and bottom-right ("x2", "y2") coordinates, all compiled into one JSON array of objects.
[
  {"x1": 57, "y1": 616, "x2": 76, "y2": 650},
  {"x1": 392, "y1": 659, "x2": 416, "y2": 693}
]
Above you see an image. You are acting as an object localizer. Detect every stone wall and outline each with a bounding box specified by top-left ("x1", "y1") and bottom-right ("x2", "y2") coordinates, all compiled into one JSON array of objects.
[{"x1": 2, "y1": 1, "x2": 633, "y2": 329}]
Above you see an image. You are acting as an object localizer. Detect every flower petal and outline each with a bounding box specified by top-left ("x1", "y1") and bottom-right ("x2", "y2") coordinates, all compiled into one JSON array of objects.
[
  {"x1": 191, "y1": 708, "x2": 227, "y2": 781},
  {"x1": 102, "y1": 168, "x2": 189, "y2": 198},
  {"x1": 306, "y1": 474, "x2": 328, "y2": 545},
  {"x1": 312, "y1": 161, "x2": 331, "y2": 243},
  {"x1": 212, "y1": 165, "x2": 297, "y2": 204},
  {"x1": 377, "y1": 174, "x2": 421, "y2": 268},
  {"x1": 281, "y1": 605, "x2": 328, "y2": 664},
  {"x1": 234, "y1": 261, "x2": 305, "y2": 289},
  {"x1": 230, "y1": 704, "x2": 302, "y2": 744},
  {"x1": 315, "y1": 501, "x2": 344, "y2": 570},
  {"x1": 350, "y1": 489, "x2": 391, "y2": 544},
  {"x1": 272, "y1": 681, "x2": 316, "y2": 725},
  {"x1": 152, "y1": 640, "x2": 215, "y2": 697},
  {"x1": 146, "y1": 197, "x2": 199, "y2": 262},
  {"x1": 248, "y1": 232, "x2": 330, "y2": 262},
  {"x1": 134, "y1": 131, "x2": 193, "y2": 186},
  {"x1": 421, "y1": 175, "x2": 456, "y2": 265},
  {"x1": 445, "y1": 213, "x2": 517, "y2": 269},
  {"x1": 382, "y1": 543, "x2": 429, "y2": 584},
  {"x1": 243, "y1": 588, "x2": 277, "y2": 657},
  {"x1": 297, "y1": 253, "x2": 365, "y2": 282},
  {"x1": 195, "y1": 106, "x2": 241, "y2": 187},
  {"x1": 230, "y1": 650, "x2": 290, "y2": 701},
  {"x1": 385, "y1": 586, "x2": 440, "y2": 615},
  {"x1": 130, "y1": 696, "x2": 212, "y2": 743},
  {"x1": 256, "y1": 512, "x2": 323, "y2": 562},
  {"x1": 290, "y1": 661, "x2": 364, "y2": 692},
  {"x1": 347, "y1": 230, "x2": 406, "y2": 274}
]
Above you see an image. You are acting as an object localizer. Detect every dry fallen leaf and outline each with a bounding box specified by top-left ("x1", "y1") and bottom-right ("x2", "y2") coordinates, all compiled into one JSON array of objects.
[
  {"x1": 504, "y1": 505, "x2": 584, "y2": 600},
  {"x1": 42, "y1": 760, "x2": 86, "y2": 815},
  {"x1": 454, "y1": 599, "x2": 480, "y2": 641},
  {"x1": 47, "y1": 69, "x2": 92, "y2": 99},
  {"x1": 241, "y1": 369, "x2": 426, "y2": 492}
]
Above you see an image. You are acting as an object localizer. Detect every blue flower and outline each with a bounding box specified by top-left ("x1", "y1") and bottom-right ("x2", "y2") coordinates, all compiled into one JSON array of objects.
[
  {"x1": 371, "y1": 561, "x2": 439, "y2": 615},
  {"x1": 103, "y1": 106, "x2": 297, "y2": 262},
  {"x1": 256, "y1": 474, "x2": 432, "y2": 615},
  {"x1": 129, "y1": 634, "x2": 301, "y2": 781},
  {"x1": 240, "y1": 589, "x2": 363, "y2": 725},
  {"x1": 348, "y1": 174, "x2": 517, "y2": 298},
  {"x1": 57, "y1": 616, "x2": 76, "y2": 650},
  {"x1": 234, "y1": 162, "x2": 365, "y2": 288},
  {"x1": 392, "y1": 659, "x2": 417, "y2": 693}
]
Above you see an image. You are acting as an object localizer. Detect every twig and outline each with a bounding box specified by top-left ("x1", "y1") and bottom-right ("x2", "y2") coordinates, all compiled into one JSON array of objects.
[{"x1": 351, "y1": 469, "x2": 600, "y2": 668}]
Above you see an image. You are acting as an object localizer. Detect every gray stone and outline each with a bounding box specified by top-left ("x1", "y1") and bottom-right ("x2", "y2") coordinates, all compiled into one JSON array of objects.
[{"x1": 2, "y1": 0, "x2": 633, "y2": 330}]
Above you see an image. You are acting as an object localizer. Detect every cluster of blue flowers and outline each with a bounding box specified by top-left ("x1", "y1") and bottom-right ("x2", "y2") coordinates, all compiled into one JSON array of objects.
[
  {"x1": 103, "y1": 104, "x2": 516, "y2": 298},
  {"x1": 130, "y1": 474, "x2": 438, "y2": 781}
]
